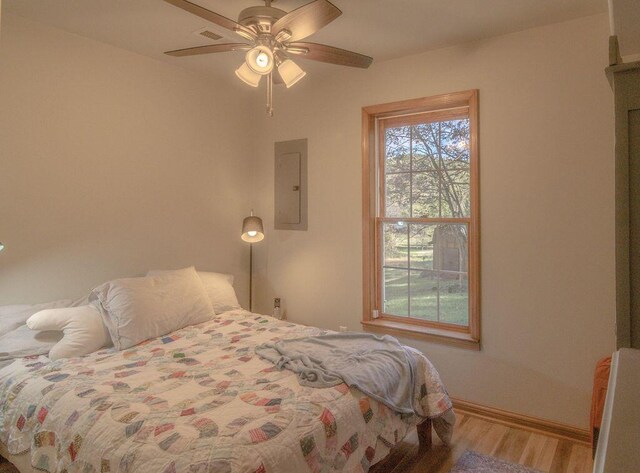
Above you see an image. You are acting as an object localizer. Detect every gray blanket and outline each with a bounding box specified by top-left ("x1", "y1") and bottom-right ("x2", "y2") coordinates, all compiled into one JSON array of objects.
[{"x1": 255, "y1": 332, "x2": 421, "y2": 416}]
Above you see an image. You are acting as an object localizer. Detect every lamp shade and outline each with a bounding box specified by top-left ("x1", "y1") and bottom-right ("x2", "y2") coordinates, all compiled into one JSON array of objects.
[
  {"x1": 245, "y1": 45, "x2": 274, "y2": 75},
  {"x1": 241, "y1": 216, "x2": 264, "y2": 243},
  {"x1": 235, "y1": 62, "x2": 262, "y2": 87},
  {"x1": 277, "y1": 59, "x2": 306, "y2": 88}
]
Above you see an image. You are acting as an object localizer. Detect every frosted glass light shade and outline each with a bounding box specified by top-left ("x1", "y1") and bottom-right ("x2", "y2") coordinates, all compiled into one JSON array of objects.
[
  {"x1": 241, "y1": 216, "x2": 264, "y2": 243},
  {"x1": 246, "y1": 46, "x2": 274, "y2": 75},
  {"x1": 277, "y1": 59, "x2": 306, "y2": 88},
  {"x1": 235, "y1": 62, "x2": 262, "y2": 87}
]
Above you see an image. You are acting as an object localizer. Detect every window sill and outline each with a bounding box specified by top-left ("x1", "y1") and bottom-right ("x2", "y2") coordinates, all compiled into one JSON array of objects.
[{"x1": 361, "y1": 319, "x2": 480, "y2": 351}]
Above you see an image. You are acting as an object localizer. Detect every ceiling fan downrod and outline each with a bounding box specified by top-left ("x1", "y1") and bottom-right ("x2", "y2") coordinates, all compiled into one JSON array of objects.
[{"x1": 266, "y1": 73, "x2": 274, "y2": 117}]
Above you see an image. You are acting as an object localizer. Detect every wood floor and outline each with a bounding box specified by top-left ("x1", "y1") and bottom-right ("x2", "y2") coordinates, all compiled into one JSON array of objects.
[{"x1": 370, "y1": 409, "x2": 593, "y2": 473}]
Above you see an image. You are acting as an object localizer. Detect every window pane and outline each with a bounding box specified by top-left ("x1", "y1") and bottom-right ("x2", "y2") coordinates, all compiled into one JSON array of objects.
[
  {"x1": 409, "y1": 270, "x2": 438, "y2": 321},
  {"x1": 385, "y1": 126, "x2": 411, "y2": 172},
  {"x1": 411, "y1": 172, "x2": 439, "y2": 218},
  {"x1": 440, "y1": 119, "x2": 470, "y2": 169},
  {"x1": 383, "y1": 268, "x2": 409, "y2": 316},
  {"x1": 409, "y1": 223, "x2": 434, "y2": 270},
  {"x1": 444, "y1": 167, "x2": 470, "y2": 184},
  {"x1": 440, "y1": 181, "x2": 470, "y2": 218},
  {"x1": 383, "y1": 222, "x2": 408, "y2": 268},
  {"x1": 433, "y1": 224, "x2": 469, "y2": 325},
  {"x1": 439, "y1": 272, "x2": 468, "y2": 326},
  {"x1": 385, "y1": 173, "x2": 410, "y2": 217},
  {"x1": 411, "y1": 124, "x2": 438, "y2": 172},
  {"x1": 433, "y1": 224, "x2": 468, "y2": 273}
]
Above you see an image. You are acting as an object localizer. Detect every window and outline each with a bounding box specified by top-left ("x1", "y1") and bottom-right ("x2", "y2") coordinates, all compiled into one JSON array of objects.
[{"x1": 362, "y1": 90, "x2": 480, "y2": 349}]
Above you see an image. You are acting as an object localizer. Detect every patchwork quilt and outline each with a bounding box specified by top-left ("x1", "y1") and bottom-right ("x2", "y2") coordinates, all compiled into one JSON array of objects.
[{"x1": 0, "y1": 310, "x2": 452, "y2": 473}]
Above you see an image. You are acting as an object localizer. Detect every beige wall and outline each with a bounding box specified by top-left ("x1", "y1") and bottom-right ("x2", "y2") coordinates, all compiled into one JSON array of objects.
[
  {"x1": 250, "y1": 14, "x2": 616, "y2": 429},
  {"x1": 0, "y1": 14, "x2": 256, "y2": 306}
]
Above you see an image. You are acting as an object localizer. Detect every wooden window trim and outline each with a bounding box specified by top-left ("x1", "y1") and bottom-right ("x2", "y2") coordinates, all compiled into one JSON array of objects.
[{"x1": 361, "y1": 90, "x2": 480, "y2": 349}]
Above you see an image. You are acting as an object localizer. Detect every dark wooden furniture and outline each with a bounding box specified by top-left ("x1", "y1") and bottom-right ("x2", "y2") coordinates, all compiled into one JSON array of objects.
[{"x1": 417, "y1": 418, "x2": 433, "y2": 451}]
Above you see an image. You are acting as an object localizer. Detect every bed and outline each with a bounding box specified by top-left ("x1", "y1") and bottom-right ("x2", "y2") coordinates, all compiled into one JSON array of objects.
[{"x1": 0, "y1": 309, "x2": 453, "y2": 473}]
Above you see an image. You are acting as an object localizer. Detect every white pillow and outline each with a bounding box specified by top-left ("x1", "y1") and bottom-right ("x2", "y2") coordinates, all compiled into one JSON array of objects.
[
  {"x1": 197, "y1": 271, "x2": 241, "y2": 313},
  {"x1": 92, "y1": 267, "x2": 214, "y2": 350},
  {"x1": 0, "y1": 299, "x2": 73, "y2": 337},
  {"x1": 26, "y1": 305, "x2": 111, "y2": 361},
  {"x1": 147, "y1": 270, "x2": 241, "y2": 314}
]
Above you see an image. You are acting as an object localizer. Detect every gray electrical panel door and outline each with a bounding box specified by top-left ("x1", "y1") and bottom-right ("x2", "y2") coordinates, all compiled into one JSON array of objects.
[
  {"x1": 275, "y1": 139, "x2": 307, "y2": 230},
  {"x1": 275, "y1": 152, "x2": 301, "y2": 224}
]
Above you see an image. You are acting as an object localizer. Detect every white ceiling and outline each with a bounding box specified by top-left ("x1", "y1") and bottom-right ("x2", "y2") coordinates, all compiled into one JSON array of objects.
[{"x1": 3, "y1": 0, "x2": 608, "y2": 84}]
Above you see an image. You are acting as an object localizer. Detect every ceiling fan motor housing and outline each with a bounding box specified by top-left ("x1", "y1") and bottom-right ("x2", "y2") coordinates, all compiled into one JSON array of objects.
[{"x1": 238, "y1": 6, "x2": 286, "y2": 33}]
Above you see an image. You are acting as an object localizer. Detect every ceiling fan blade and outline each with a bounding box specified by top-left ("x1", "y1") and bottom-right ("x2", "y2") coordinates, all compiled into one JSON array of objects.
[
  {"x1": 272, "y1": 0, "x2": 342, "y2": 42},
  {"x1": 164, "y1": 43, "x2": 250, "y2": 57},
  {"x1": 288, "y1": 42, "x2": 373, "y2": 68},
  {"x1": 163, "y1": 0, "x2": 255, "y2": 39}
]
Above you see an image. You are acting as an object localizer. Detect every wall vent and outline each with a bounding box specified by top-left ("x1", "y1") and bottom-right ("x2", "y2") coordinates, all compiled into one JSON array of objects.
[{"x1": 193, "y1": 28, "x2": 223, "y2": 41}]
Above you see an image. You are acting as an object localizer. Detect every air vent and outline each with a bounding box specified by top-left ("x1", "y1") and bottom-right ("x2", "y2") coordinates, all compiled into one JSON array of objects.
[{"x1": 193, "y1": 27, "x2": 222, "y2": 41}]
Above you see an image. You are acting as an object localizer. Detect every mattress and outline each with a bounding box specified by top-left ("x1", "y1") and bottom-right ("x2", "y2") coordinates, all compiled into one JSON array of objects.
[{"x1": 0, "y1": 310, "x2": 452, "y2": 472}]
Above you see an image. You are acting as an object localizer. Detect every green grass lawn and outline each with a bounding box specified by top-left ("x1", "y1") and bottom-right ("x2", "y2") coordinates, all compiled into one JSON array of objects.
[
  {"x1": 384, "y1": 270, "x2": 468, "y2": 325},
  {"x1": 385, "y1": 247, "x2": 434, "y2": 269}
]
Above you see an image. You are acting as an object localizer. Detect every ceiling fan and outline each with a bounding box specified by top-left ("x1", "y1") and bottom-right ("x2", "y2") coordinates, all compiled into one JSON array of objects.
[{"x1": 163, "y1": 0, "x2": 373, "y2": 115}]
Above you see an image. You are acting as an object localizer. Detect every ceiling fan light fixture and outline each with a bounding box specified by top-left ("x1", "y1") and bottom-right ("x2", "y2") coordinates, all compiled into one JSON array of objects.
[
  {"x1": 245, "y1": 45, "x2": 274, "y2": 75},
  {"x1": 235, "y1": 62, "x2": 262, "y2": 87},
  {"x1": 277, "y1": 59, "x2": 306, "y2": 88}
]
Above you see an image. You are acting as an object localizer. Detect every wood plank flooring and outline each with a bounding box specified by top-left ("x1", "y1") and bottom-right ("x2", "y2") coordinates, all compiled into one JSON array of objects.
[{"x1": 370, "y1": 409, "x2": 593, "y2": 473}]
